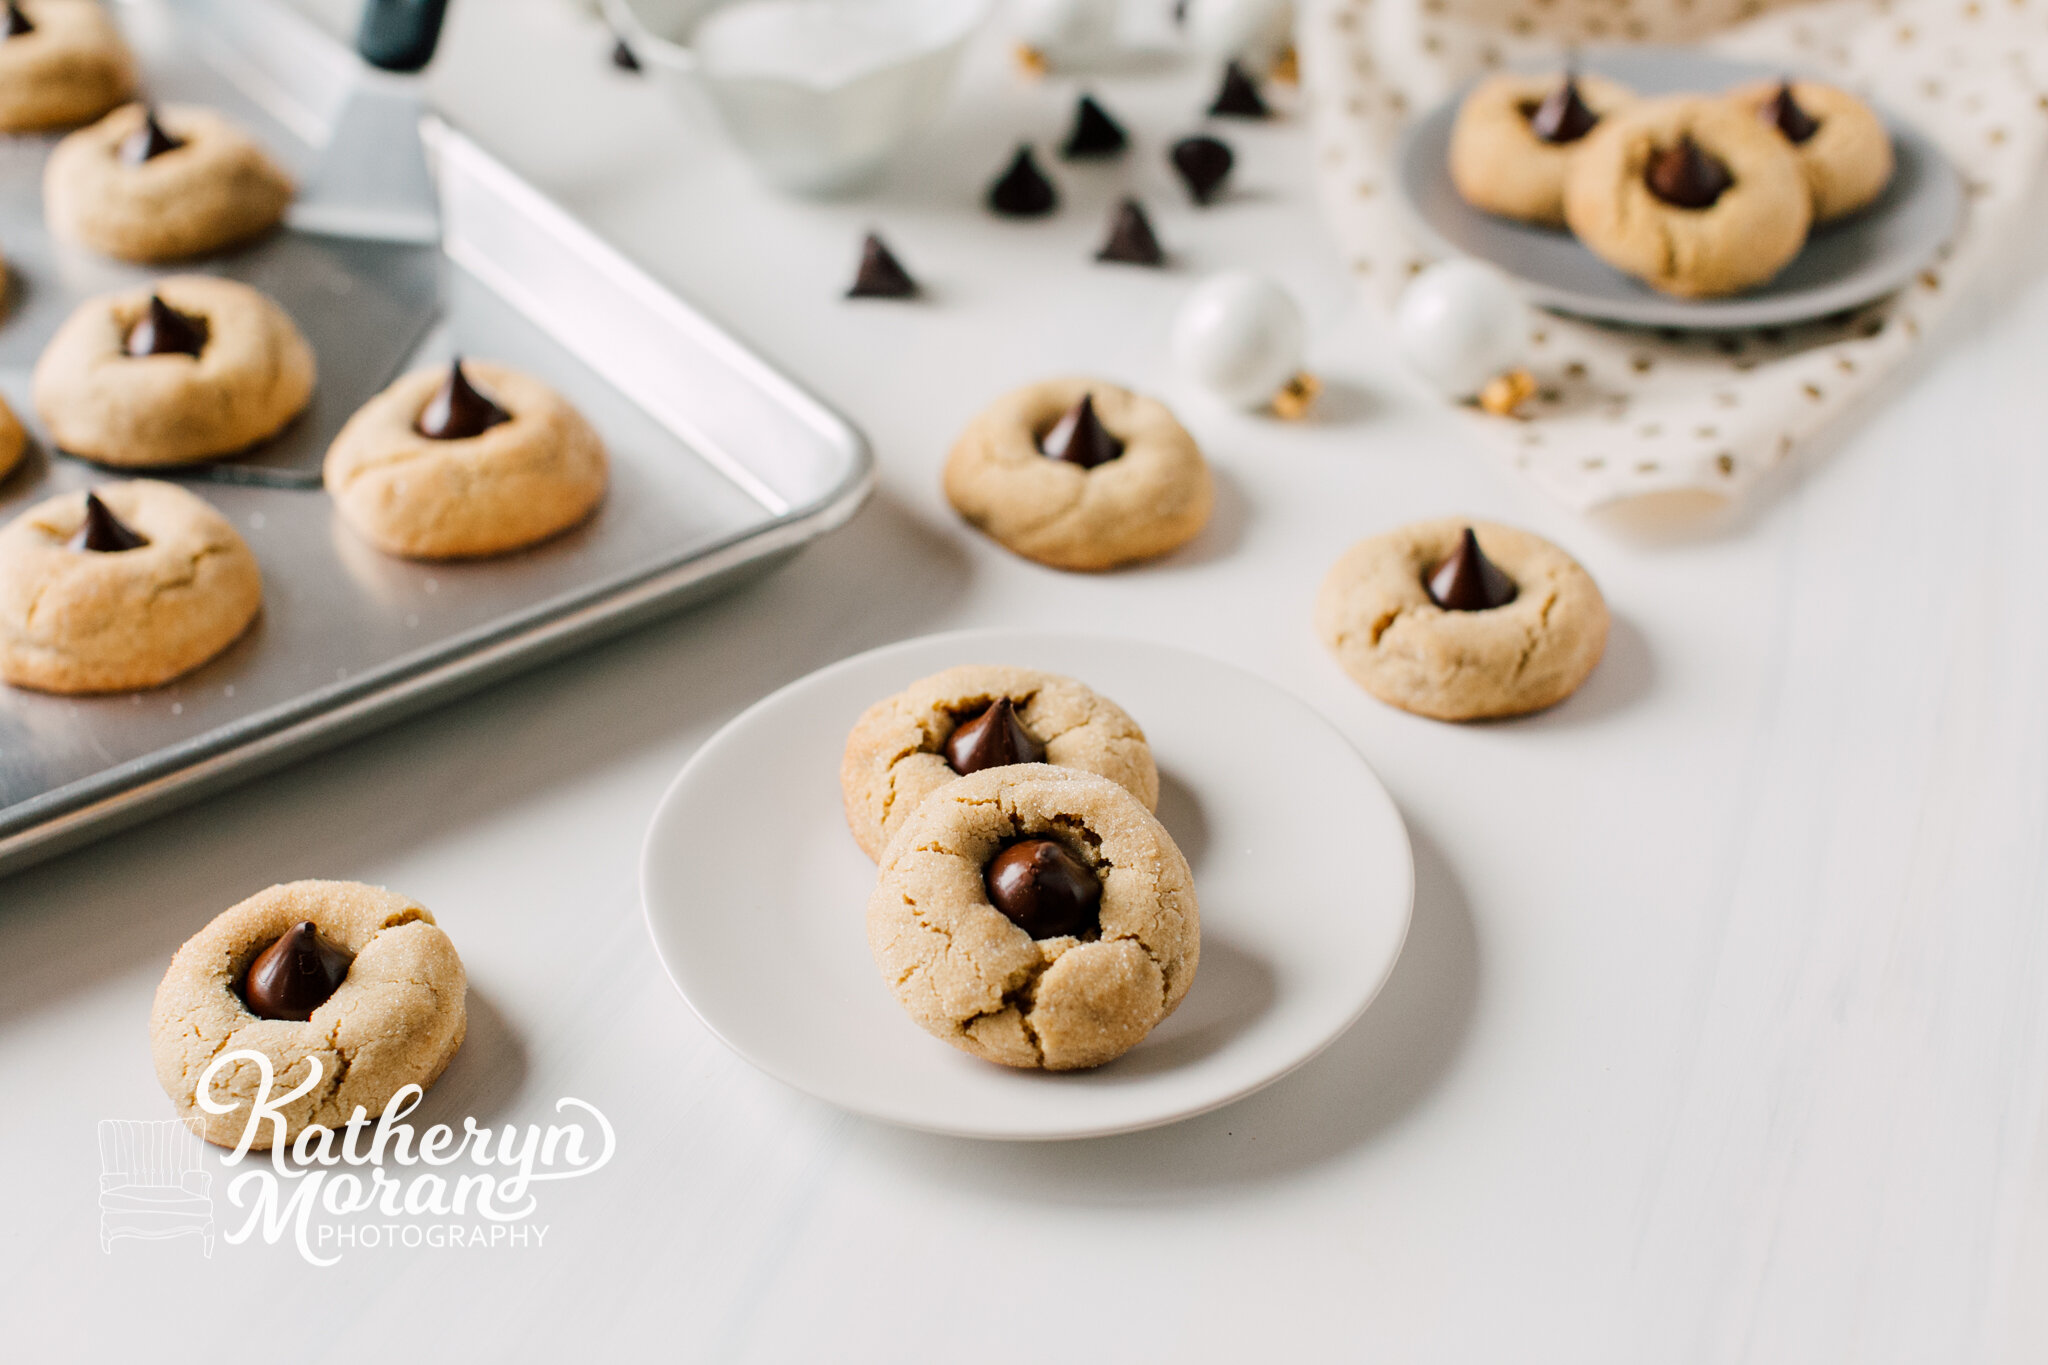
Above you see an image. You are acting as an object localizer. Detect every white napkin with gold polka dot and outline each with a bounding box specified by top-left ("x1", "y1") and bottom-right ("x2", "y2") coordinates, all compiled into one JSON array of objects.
[{"x1": 1302, "y1": 0, "x2": 2048, "y2": 512}]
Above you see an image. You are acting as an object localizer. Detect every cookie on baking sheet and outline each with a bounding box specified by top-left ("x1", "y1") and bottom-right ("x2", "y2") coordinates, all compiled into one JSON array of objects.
[
  {"x1": 1313, "y1": 518, "x2": 1607, "y2": 721},
  {"x1": 0, "y1": 0, "x2": 135, "y2": 133},
  {"x1": 1448, "y1": 70, "x2": 1636, "y2": 226},
  {"x1": 45, "y1": 102, "x2": 294, "y2": 262},
  {"x1": 1564, "y1": 95, "x2": 1811, "y2": 299},
  {"x1": 324, "y1": 357, "x2": 609, "y2": 560},
  {"x1": 1723, "y1": 78, "x2": 1893, "y2": 223},
  {"x1": 0, "y1": 480, "x2": 261, "y2": 693},
  {"x1": 943, "y1": 377, "x2": 1214, "y2": 572},
  {"x1": 867, "y1": 764, "x2": 1199, "y2": 1071},
  {"x1": 150, "y1": 880, "x2": 467, "y2": 1150},
  {"x1": 0, "y1": 392, "x2": 26, "y2": 483},
  {"x1": 32, "y1": 275, "x2": 315, "y2": 466},
  {"x1": 840, "y1": 664, "x2": 1160, "y2": 861}
]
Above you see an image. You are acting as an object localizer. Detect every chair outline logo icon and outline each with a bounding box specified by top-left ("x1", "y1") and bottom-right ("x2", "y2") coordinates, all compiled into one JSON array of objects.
[{"x1": 96, "y1": 1117, "x2": 215, "y2": 1257}]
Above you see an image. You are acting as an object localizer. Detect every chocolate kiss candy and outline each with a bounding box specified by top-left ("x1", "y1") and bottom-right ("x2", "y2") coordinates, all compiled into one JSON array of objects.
[
  {"x1": 987, "y1": 144, "x2": 1057, "y2": 217},
  {"x1": 68, "y1": 492, "x2": 148, "y2": 552},
  {"x1": 1761, "y1": 80, "x2": 1820, "y2": 144},
  {"x1": 610, "y1": 36, "x2": 641, "y2": 72},
  {"x1": 124, "y1": 295, "x2": 207, "y2": 358},
  {"x1": 5, "y1": 2, "x2": 33, "y2": 37},
  {"x1": 1040, "y1": 393, "x2": 1124, "y2": 468},
  {"x1": 984, "y1": 838, "x2": 1102, "y2": 940},
  {"x1": 1644, "y1": 136, "x2": 1733, "y2": 209},
  {"x1": 1528, "y1": 75, "x2": 1598, "y2": 144},
  {"x1": 416, "y1": 357, "x2": 511, "y2": 440},
  {"x1": 119, "y1": 107, "x2": 185, "y2": 164},
  {"x1": 1170, "y1": 134, "x2": 1234, "y2": 205},
  {"x1": 944, "y1": 696, "x2": 1044, "y2": 775},
  {"x1": 847, "y1": 232, "x2": 917, "y2": 299},
  {"x1": 1061, "y1": 94, "x2": 1128, "y2": 159},
  {"x1": 1096, "y1": 198, "x2": 1164, "y2": 267},
  {"x1": 1427, "y1": 527, "x2": 1518, "y2": 611},
  {"x1": 242, "y1": 921, "x2": 354, "y2": 1022},
  {"x1": 1208, "y1": 60, "x2": 1270, "y2": 119}
]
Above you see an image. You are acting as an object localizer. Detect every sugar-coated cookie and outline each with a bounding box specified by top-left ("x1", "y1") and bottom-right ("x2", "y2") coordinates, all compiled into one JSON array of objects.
[
  {"x1": 840, "y1": 664, "x2": 1160, "y2": 861},
  {"x1": 1448, "y1": 71, "x2": 1636, "y2": 226},
  {"x1": 943, "y1": 377, "x2": 1213, "y2": 571},
  {"x1": 150, "y1": 881, "x2": 467, "y2": 1150},
  {"x1": 1563, "y1": 95, "x2": 1811, "y2": 299},
  {"x1": 33, "y1": 275, "x2": 315, "y2": 466},
  {"x1": 0, "y1": 0, "x2": 134, "y2": 133},
  {"x1": 45, "y1": 102, "x2": 294, "y2": 262},
  {"x1": 867, "y1": 765, "x2": 1199, "y2": 1071},
  {"x1": 1314, "y1": 518, "x2": 1607, "y2": 721},
  {"x1": 0, "y1": 480, "x2": 261, "y2": 693},
  {"x1": 1723, "y1": 78, "x2": 1893, "y2": 223},
  {"x1": 324, "y1": 359, "x2": 608, "y2": 560}
]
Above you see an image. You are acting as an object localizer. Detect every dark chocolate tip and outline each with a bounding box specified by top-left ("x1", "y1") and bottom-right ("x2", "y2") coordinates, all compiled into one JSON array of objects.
[
  {"x1": 5, "y1": 1, "x2": 33, "y2": 38},
  {"x1": 1095, "y1": 197, "x2": 1165, "y2": 266},
  {"x1": 120, "y1": 107, "x2": 186, "y2": 165},
  {"x1": 241, "y1": 920, "x2": 355, "y2": 1023},
  {"x1": 847, "y1": 232, "x2": 918, "y2": 299},
  {"x1": 988, "y1": 144, "x2": 1057, "y2": 218},
  {"x1": 415, "y1": 356, "x2": 512, "y2": 440},
  {"x1": 610, "y1": 36, "x2": 641, "y2": 72},
  {"x1": 1762, "y1": 79, "x2": 1820, "y2": 144},
  {"x1": 943, "y1": 696, "x2": 1045, "y2": 776},
  {"x1": 1644, "y1": 135, "x2": 1734, "y2": 209},
  {"x1": 1528, "y1": 75, "x2": 1599, "y2": 144},
  {"x1": 124, "y1": 295, "x2": 208, "y2": 358},
  {"x1": 984, "y1": 838, "x2": 1102, "y2": 940},
  {"x1": 1170, "y1": 134, "x2": 1234, "y2": 205},
  {"x1": 1039, "y1": 393, "x2": 1125, "y2": 469},
  {"x1": 68, "y1": 492, "x2": 148, "y2": 553},
  {"x1": 1209, "y1": 60, "x2": 1270, "y2": 119},
  {"x1": 1426, "y1": 527, "x2": 1519, "y2": 612},
  {"x1": 1061, "y1": 94, "x2": 1128, "y2": 159}
]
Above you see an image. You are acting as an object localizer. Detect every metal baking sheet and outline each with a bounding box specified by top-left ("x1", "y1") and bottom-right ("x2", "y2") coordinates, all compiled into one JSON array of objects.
[{"x1": 0, "y1": 0, "x2": 872, "y2": 874}]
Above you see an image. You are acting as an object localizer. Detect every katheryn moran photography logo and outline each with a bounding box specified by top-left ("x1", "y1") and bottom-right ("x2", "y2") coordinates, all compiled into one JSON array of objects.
[{"x1": 101, "y1": 1048, "x2": 614, "y2": 1267}]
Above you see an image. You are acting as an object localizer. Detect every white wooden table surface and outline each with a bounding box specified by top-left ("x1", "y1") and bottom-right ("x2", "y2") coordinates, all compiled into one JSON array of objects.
[{"x1": 7, "y1": 2, "x2": 2048, "y2": 1358}]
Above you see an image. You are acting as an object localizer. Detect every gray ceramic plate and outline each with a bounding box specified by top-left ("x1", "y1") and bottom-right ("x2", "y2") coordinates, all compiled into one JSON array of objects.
[{"x1": 1392, "y1": 47, "x2": 1965, "y2": 329}]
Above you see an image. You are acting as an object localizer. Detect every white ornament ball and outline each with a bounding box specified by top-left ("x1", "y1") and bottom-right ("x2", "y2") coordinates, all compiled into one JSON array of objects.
[
  {"x1": 1185, "y1": 0, "x2": 1294, "y2": 68},
  {"x1": 1394, "y1": 260, "x2": 1531, "y2": 400},
  {"x1": 1013, "y1": 0, "x2": 1118, "y2": 57},
  {"x1": 1171, "y1": 271, "x2": 1306, "y2": 409}
]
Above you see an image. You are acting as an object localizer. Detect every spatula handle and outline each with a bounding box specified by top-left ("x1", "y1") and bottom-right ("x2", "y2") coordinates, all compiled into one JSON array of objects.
[{"x1": 356, "y1": 0, "x2": 450, "y2": 73}]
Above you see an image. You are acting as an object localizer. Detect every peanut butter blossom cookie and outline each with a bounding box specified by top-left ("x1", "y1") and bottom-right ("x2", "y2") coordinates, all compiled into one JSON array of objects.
[
  {"x1": 840, "y1": 664, "x2": 1160, "y2": 861},
  {"x1": 45, "y1": 102, "x2": 294, "y2": 262},
  {"x1": 0, "y1": 0, "x2": 134, "y2": 134},
  {"x1": 150, "y1": 881, "x2": 467, "y2": 1150},
  {"x1": 0, "y1": 480, "x2": 261, "y2": 693},
  {"x1": 1314, "y1": 518, "x2": 1608, "y2": 721},
  {"x1": 1448, "y1": 70, "x2": 1636, "y2": 226},
  {"x1": 867, "y1": 765, "x2": 1199, "y2": 1071},
  {"x1": 1564, "y1": 94, "x2": 1811, "y2": 299},
  {"x1": 0, "y1": 392, "x2": 26, "y2": 482},
  {"x1": 1723, "y1": 78, "x2": 1893, "y2": 223},
  {"x1": 33, "y1": 275, "x2": 315, "y2": 465},
  {"x1": 324, "y1": 357, "x2": 609, "y2": 559},
  {"x1": 943, "y1": 378, "x2": 1214, "y2": 571}
]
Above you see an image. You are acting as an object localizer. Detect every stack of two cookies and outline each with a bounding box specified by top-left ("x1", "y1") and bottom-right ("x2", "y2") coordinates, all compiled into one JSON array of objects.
[
  {"x1": 1449, "y1": 70, "x2": 1895, "y2": 298},
  {"x1": 839, "y1": 666, "x2": 1199, "y2": 1071}
]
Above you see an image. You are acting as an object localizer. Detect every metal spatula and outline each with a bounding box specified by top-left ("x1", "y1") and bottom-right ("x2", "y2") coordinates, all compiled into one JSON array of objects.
[{"x1": 284, "y1": 0, "x2": 451, "y2": 243}]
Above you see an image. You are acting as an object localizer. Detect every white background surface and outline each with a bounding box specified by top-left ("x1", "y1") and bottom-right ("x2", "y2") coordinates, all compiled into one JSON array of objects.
[{"x1": 6, "y1": 1, "x2": 2048, "y2": 1359}]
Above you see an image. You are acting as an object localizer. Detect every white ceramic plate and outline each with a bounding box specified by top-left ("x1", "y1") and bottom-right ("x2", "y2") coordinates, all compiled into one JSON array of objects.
[
  {"x1": 1392, "y1": 47, "x2": 1965, "y2": 329},
  {"x1": 640, "y1": 630, "x2": 1414, "y2": 1140}
]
